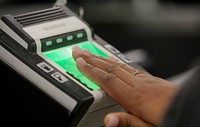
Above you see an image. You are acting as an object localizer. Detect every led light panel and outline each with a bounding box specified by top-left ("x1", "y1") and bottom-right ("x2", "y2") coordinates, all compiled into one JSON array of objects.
[{"x1": 44, "y1": 41, "x2": 109, "y2": 90}]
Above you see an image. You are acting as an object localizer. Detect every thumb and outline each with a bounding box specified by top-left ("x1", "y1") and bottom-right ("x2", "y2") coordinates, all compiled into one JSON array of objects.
[{"x1": 104, "y1": 112, "x2": 154, "y2": 127}]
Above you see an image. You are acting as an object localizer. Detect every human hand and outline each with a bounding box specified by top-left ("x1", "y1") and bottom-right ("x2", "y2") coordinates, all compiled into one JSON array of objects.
[
  {"x1": 104, "y1": 112, "x2": 155, "y2": 127},
  {"x1": 72, "y1": 46, "x2": 179, "y2": 126}
]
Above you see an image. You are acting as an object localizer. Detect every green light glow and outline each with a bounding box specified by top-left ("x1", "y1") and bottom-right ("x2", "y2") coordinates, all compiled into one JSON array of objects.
[{"x1": 44, "y1": 41, "x2": 109, "y2": 90}]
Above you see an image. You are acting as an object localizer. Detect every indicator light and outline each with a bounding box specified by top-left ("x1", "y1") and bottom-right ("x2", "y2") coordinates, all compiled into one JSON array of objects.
[
  {"x1": 77, "y1": 33, "x2": 83, "y2": 38},
  {"x1": 67, "y1": 35, "x2": 73, "y2": 41},
  {"x1": 46, "y1": 41, "x2": 53, "y2": 46},
  {"x1": 56, "y1": 38, "x2": 63, "y2": 43}
]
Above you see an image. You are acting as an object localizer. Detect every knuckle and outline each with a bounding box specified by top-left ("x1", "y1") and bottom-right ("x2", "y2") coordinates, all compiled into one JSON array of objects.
[
  {"x1": 106, "y1": 63, "x2": 122, "y2": 73},
  {"x1": 85, "y1": 63, "x2": 94, "y2": 70},
  {"x1": 79, "y1": 52, "x2": 89, "y2": 59},
  {"x1": 79, "y1": 53, "x2": 96, "y2": 63},
  {"x1": 119, "y1": 63, "x2": 127, "y2": 68},
  {"x1": 102, "y1": 73, "x2": 117, "y2": 84}
]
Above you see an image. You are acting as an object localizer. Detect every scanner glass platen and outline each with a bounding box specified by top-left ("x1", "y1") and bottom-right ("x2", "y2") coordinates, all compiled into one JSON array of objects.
[{"x1": 44, "y1": 41, "x2": 108, "y2": 90}]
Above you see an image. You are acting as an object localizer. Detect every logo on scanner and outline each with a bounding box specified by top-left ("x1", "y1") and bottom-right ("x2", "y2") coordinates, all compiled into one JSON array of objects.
[{"x1": 43, "y1": 23, "x2": 66, "y2": 31}]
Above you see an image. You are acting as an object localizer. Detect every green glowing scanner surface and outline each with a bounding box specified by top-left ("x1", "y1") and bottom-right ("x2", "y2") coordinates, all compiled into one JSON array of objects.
[{"x1": 44, "y1": 41, "x2": 109, "y2": 90}]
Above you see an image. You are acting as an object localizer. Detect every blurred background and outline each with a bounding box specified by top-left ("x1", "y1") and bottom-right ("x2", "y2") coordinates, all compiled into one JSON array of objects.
[{"x1": 1, "y1": 0, "x2": 200, "y2": 79}]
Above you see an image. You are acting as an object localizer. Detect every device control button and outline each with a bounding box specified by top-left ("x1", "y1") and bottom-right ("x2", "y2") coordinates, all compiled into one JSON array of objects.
[
  {"x1": 37, "y1": 62, "x2": 54, "y2": 73},
  {"x1": 105, "y1": 44, "x2": 120, "y2": 54},
  {"x1": 117, "y1": 54, "x2": 133, "y2": 63},
  {"x1": 51, "y1": 72, "x2": 68, "y2": 83}
]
